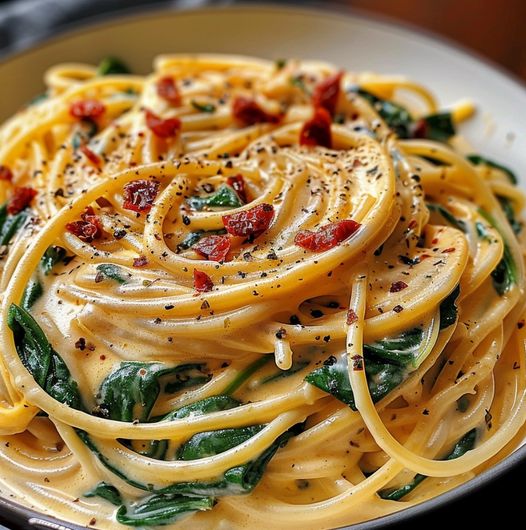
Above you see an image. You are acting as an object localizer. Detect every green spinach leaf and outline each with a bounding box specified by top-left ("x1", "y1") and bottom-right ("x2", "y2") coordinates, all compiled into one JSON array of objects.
[
  {"x1": 364, "y1": 328, "x2": 423, "y2": 366},
  {"x1": 96, "y1": 264, "x2": 130, "y2": 285},
  {"x1": 0, "y1": 205, "x2": 30, "y2": 246},
  {"x1": 439, "y1": 285, "x2": 460, "y2": 330},
  {"x1": 467, "y1": 154, "x2": 517, "y2": 185},
  {"x1": 497, "y1": 196, "x2": 522, "y2": 235},
  {"x1": 187, "y1": 184, "x2": 243, "y2": 211},
  {"x1": 191, "y1": 100, "x2": 216, "y2": 113},
  {"x1": 417, "y1": 112, "x2": 455, "y2": 142},
  {"x1": 98, "y1": 57, "x2": 130, "y2": 76},
  {"x1": 426, "y1": 203, "x2": 467, "y2": 233},
  {"x1": 84, "y1": 482, "x2": 123, "y2": 506}
]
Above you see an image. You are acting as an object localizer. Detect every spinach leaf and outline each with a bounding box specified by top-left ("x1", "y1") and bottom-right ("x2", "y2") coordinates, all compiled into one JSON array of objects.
[
  {"x1": 21, "y1": 278, "x2": 43, "y2": 311},
  {"x1": 191, "y1": 100, "x2": 216, "y2": 113},
  {"x1": 96, "y1": 362, "x2": 209, "y2": 422},
  {"x1": 416, "y1": 112, "x2": 455, "y2": 142},
  {"x1": 97, "y1": 56, "x2": 130, "y2": 76},
  {"x1": 41, "y1": 246, "x2": 69, "y2": 275},
  {"x1": 356, "y1": 88, "x2": 413, "y2": 138},
  {"x1": 160, "y1": 395, "x2": 240, "y2": 422},
  {"x1": 467, "y1": 154, "x2": 517, "y2": 185},
  {"x1": 439, "y1": 285, "x2": 460, "y2": 330},
  {"x1": 176, "y1": 229, "x2": 227, "y2": 252},
  {"x1": 116, "y1": 494, "x2": 214, "y2": 527},
  {"x1": 305, "y1": 355, "x2": 405, "y2": 410},
  {"x1": 497, "y1": 196, "x2": 522, "y2": 235},
  {"x1": 0, "y1": 205, "x2": 30, "y2": 246},
  {"x1": 178, "y1": 425, "x2": 264, "y2": 461},
  {"x1": 379, "y1": 429, "x2": 476, "y2": 501},
  {"x1": 475, "y1": 221, "x2": 492, "y2": 241},
  {"x1": 84, "y1": 482, "x2": 122, "y2": 506},
  {"x1": 187, "y1": 184, "x2": 243, "y2": 211},
  {"x1": 7, "y1": 304, "x2": 82, "y2": 410},
  {"x1": 426, "y1": 203, "x2": 467, "y2": 233},
  {"x1": 478, "y1": 208, "x2": 517, "y2": 295},
  {"x1": 364, "y1": 328, "x2": 423, "y2": 366},
  {"x1": 95, "y1": 264, "x2": 130, "y2": 285},
  {"x1": 261, "y1": 360, "x2": 310, "y2": 384},
  {"x1": 222, "y1": 356, "x2": 271, "y2": 395}
]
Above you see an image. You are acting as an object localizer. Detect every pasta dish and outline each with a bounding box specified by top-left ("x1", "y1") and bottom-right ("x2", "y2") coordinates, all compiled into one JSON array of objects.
[{"x1": 0, "y1": 54, "x2": 524, "y2": 529}]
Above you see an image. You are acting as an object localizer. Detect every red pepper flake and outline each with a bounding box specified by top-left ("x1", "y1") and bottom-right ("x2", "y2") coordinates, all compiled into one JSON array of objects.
[
  {"x1": 69, "y1": 99, "x2": 105, "y2": 120},
  {"x1": 312, "y1": 71, "x2": 343, "y2": 116},
  {"x1": 133, "y1": 255, "x2": 148, "y2": 267},
  {"x1": 393, "y1": 305, "x2": 404, "y2": 313},
  {"x1": 193, "y1": 235, "x2": 231, "y2": 262},
  {"x1": 412, "y1": 119, "x2": 428, "y2": 139},
  {"x1": 145, "y1": 109, "x2": 181, "y2": 138},
  {"x1": 420, "y1": 253, "x2": 431, "y2": 260},
  {"x1": 351, "y1": 354, "x2": 364, "y2": 371},
  {"x1": 65, "y1": 206, "x2": 103, "y2": 242},
  {"x1": 194, "y1": 268, "x2": 214, "y2": 292},
  {"x1": 222, "y1": 203, "x2": 274, "y2": 238},
  {"x1": 346, "y1": 309, "x2": 358, "y2": 325},
  {"x1": 156, "y1": 76, "x2": 181, "y2": 106},
  {"x1": 232, "y1": 96, "x2": 281, "y2": 126},
  {"x1": 227, "y1": 174, "x2": 247, "y2": 203},
  {"x1": 7, "y1": 186, "x2": 37, "y2": 214},
  {"x1": 80, "y1": 145, "x2": 101, "y2": 166},
  {"x1": 431, "y1": 238, "x2": 438, "y2": 245},
  {"x1": 442, "y1": 247, "x2": 456, "y2": 253},
  {"x1": 294, "y1": 220, "x2": 360, "y2": 252},
  {"x1": 390, "y1": 281, "x2": 408, "y2": 293},
  {"x1": 407, "y1": 219, "x2": 417, "y2": 230},
  {"x1": 123, "y1": 179, "x2": 160, "y2": 213},
  {"x1": 0, "y1": 165, "x2": 13, "y2": 181},
  {"x1": 299, "y1": 107, "x2": 332, "y2": 149}
]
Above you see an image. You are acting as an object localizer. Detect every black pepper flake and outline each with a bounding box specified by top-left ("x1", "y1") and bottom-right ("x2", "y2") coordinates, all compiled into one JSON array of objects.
[
  {"x1": 200, "y1": 300, "x2": 210, "y2": 310},
  {"x1": 153, "y1": 317, "x2": 162, "y2": 324},
  {"x1": 518, "y1": 320, "x2": 525, "y2": 329},
  {"x1": 393, "y1": 305, "x2": 404, "y2": 313},
  {"x1": 289, "y1": 314, "x2": 301, "y2": 325},
  {"x1": 275, "y1": 328, "x2": 287, "y2": 340},
  {"x1": 323, "y1": 355, "x2": 337, "y2": 366},
  {"x1": 75, "y1": 338, "x2": 86, "y2": 351},
  {"x1": 113, "y1": 228, "x2": 127, "y2": 239},
  {"x1": 323, "y1": 335, "x2": 331, "y2": 343},
  {"x1": 165, "y1": 304, "x2": 175, "y2": 310},
  {"x1": 484, "y1": 409, "x2": 493, "y2": 429},
  {"x1": 310, "y1": 309, "x2": 324, "y2": 318},
  {"x1": 182, "y1": 215, "x2": 191, "y2": 226},
  {"x1": 422, "y1": 408, "x2": 430, "y2": 415}
]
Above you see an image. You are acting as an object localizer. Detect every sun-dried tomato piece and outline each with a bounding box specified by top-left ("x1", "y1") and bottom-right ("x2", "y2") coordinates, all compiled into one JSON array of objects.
[
  {"x1": 0, "y1": 165, "x2": 13, "y2": 181},
  {"x1": 390, "y1": 281, "x2": 408, "y2": 293},
  {"x1": 294, "y1": 220, "x2": 361, "y2": 252},
  {"x1": 156, "y1": 76, "x2": 181, "y2": 106},
  {"x1": 65, "y1": 206, "x2": 103, "y2": 242},
  {"x1": 193, "y1": 268, "x2": 214, "y2": 292},
  {"x1": 145, "y1": 109, "x2": 181, "y2": 138},
  {"x1": 69, "y1": 99, "x2": 106, "y2": 120},
  {"x1": 299, "y1": 107, "x2": 332, "y2": 149},
  {"x1": 193, "y1": 235, "x2": 231, "y2": 262},
  {"x1": 312, "y1": 71, "x2": 343, "y2": 116},
  {"x1": 133, "y1": 255, "x2": 149, "y2": 267},
  {"x1": 232, "y1": 96, "x2": 281, "y2": 126},
  {"x1": 346, "y1": 309, "x2": 358, "y2": 325},
  {"x1": 80, "y1": 145, "x2": 101, "y2": 166},
  {"x1": 227, "y1": 174, "x2": 247, "y2": 203},
  {"x1": 123, "y1": 180, "x2": 160, "y2": 213},
  {"x1": 7, "y1": 186, "x2": 37, "y2": 215},
  {"x1": 222, "y1": 203, "x2": 274, "y2": 238}
]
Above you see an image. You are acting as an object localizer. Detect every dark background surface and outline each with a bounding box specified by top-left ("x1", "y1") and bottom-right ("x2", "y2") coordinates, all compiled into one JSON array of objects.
[{"x1": 0, "y1": 1, "x2": 523, "y2": 529}]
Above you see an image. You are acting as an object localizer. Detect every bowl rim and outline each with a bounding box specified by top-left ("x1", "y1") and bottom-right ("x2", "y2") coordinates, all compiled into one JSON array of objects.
[{"x1": 0, "y1": 2, "x2": 525, "y2": 529}]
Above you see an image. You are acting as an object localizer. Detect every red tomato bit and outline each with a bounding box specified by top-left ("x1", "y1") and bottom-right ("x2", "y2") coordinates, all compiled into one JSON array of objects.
[
  {"x1": 222, "y1": 203, "x2": 274, "y2": 238},
  {"x1": 312, "y1": 71, "x2": 343, "y2": 116},
  {"x1": 0, "y1": 165, "x2": 13, "y2": 181},
  {"x1": 80, "y1": 146, "x2": 101, "y2": 166},
  {"x1": 123, "y1": 180, "x2": 160, "y2": 213},
  {"x1": 156, "y1": 76, "x2": 181, "y2": 106},
  {"x1": 346, "y1": 309, "x2": 358, "y2": 325},
  {"x1": 194, "y1": 268, "x2": 214, "y2": 293},
  {"x1": 7, "y1": 186, "x2": 37, "y2": 215},
  {"x1": 299, "y1": 107, "x2": 332, "y2": 149},
  {"x1": 294, "y1": 220, "x2": 361, "y2": 252},
  {"x1": 69, "y1": 99, "x2": 106, "y2": 120},
  {"x1": 390, "y1": 281, "x2": 408, "y2": 293},
  {"x1": 65, "y1": 206, "x2": 103, "y2": 242},
  {"x1": 232, "y1": 96, "x2": 281, "y2": 126},
  {"x1": 227, "y1": 174, "x2": 247, "y2": 203},
  {"x1": 145, "y1": 109, "x2": 181, "y2": 138},
  {"x1": 193, "y1": 235, "x2": 231, "y2": 262},
  {"x1": 133, "y1": 255, "x2": 149, "y2": 267}
]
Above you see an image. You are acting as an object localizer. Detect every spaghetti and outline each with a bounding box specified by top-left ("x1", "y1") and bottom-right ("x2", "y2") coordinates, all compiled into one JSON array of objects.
[{"x1": 0, "y1": 54, "x2": 524, "y2": 529}]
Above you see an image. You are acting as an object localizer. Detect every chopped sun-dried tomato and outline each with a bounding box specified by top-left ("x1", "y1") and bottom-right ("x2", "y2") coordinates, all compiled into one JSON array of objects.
[
  {"x1": 346, "y1": 309, "x2": 358, "y2": 325},
  {"x1": 227, "y1": 174, "x2": 247, "y2": 203},
  {"x1": 65, "y1": 206, "x2": 103, "y2": 242},
  {"x1": 69, "y1": 99, "x2": 106, "y2": 120},
  {"x1": 232, "y1": 96, "x2": 281, "y2": 126},
  {"x1": 80, "y1": 145, "x2": 101, "y2": 166},
  {"x1": 123, "y1": 180, "x2": 160, "y2": 213},
  {"x1": 0, "y1": 165, "x2": 13, "y2": 181},
  {"x1": 7, "y1": 186, "x2": 37, "y2": 215},
  {"x1": 133, "y1": 255, "x2": 149, "y2": 267},
  {"x1": 222, "y1": 203, "x2": 274, "y2": 238},
  {"x1": 299, "y1": 107, "x2": 332, "y2": 149},
  {"x1": 390, "y1": 281, "x2": 408, "y2": 293},
  {"x1": 193, "y1": 235, "x2": 231, "y2": 262},
  {"x1": 145, "y1": 109, "x2": 181, "y2": 138},
  {"x1": 156, "y1": 76, "x2": 181, "y2": 106},
  {"x1": 294, "y1": 220, "x2": 361, "y2": 252},
  {"x1": 193, "y1": 268, "x2": 214, "y2": 292},
  {"x1": 312, "y1": 71, "x2": 343, "y2": 116}
]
